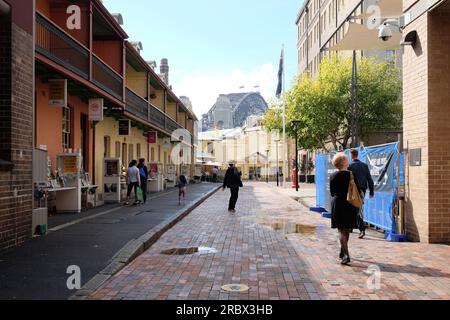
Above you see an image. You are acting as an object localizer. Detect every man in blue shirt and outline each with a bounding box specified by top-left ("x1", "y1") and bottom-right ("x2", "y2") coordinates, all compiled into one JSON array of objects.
[{"x1": 348, "y1": 149, "x2": 375, "y2": 239}]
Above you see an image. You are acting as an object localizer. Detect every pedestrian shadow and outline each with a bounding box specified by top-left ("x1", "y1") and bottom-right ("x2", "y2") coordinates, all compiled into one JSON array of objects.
[{"x1": 349, "y1": 259, "x2": 450, "y2": 279}]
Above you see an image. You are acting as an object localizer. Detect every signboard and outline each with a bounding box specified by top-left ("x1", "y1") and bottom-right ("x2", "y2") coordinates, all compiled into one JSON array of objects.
[
  {"x1": 162, "y1": 137, "x2": 171, "y2": 150},
  {"x1": 166, "y1": 164, "x2": 176, "y2": 175},
  {"x1": 48, "y1": 79, "x2": 67, "y2": 107},
  {"x1": 105, "y1": 159, "x2": 120, "y2": 176},
  {"x1": 89, "y1": 98, "x2": 104, "y2": 121},
  {"x1": 149, "y1": 163, "x2": 158, "y2": 179},
  {"x1": 148, "y1": 131, "x2": 157, "y2": 144},
  {"x1": 62, "y1": 156, "x2": 78, "y2": 174},
  {"x1": 118, "y1": 120, "x2": 130, "y2": 136}
]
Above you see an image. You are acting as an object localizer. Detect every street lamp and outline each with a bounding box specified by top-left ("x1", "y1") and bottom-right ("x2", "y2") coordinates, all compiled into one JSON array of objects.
[
  {"x1": 265, "y1": 149, "x2": 270, "y2": 184},
  {"x1": 274, "y1": 138, "x2": 280, "y2": 187},
  {"x1": 291, "y1": 120, "x2": 301, "y2": 192}
]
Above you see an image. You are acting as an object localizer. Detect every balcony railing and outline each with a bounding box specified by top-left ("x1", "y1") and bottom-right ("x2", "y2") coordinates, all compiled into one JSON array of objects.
[
  {"x1": 36, "y1": 13, "x2": 89, "y2": 79},
  {"x1": 125, "y1": 88, "x2": 149, "y2": 121},
  {"x1": 92, "y1": 55, "x2": 123, "y2": 101},
  {"x1": 149, "y1": 104, "x2": 166, "y2": 130},
  {"x1": 166, "y1": 117, "x2": 180, "y2": 133}
]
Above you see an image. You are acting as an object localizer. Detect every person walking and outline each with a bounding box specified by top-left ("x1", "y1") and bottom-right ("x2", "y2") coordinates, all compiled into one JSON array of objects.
[
  {"x1": 137, "y1": 159, "x2": 149, "y2": 204},
  {"x1": 330, "y1": 153, "x2": 362, "y2": 265},
  {"x1": 212, "y1": 166, "x2": 219, "y2": 183},
  {"x1": 175, "y1": 175, "x2": 188, "y2": 205},
  {"x1": 222, "y1": 161, "x2": 243, "y2": 213},
  {"x1": 348, "y1": 149, "x2": 375, "y2": 239},
  {"x1": 125, "y1": 160, "x2": 141, "y2": 206}
]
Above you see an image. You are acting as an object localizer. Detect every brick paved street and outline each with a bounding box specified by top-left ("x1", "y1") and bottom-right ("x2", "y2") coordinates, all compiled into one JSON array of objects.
[{"x1": 89, "y1": 182, "x2": 450, "y2": 300}]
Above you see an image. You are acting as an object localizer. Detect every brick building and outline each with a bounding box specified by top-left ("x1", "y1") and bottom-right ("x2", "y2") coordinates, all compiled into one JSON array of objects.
[
  {"x1": 402, "y1": 0, "x2": 450, "y2": 243},
  {"x1": 0, "y1": 0, "x2": 34, "y2": 251}
]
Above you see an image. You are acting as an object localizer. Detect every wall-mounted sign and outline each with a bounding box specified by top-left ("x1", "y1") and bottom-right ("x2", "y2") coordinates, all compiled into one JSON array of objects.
[
  {"x1": 162, "y1": 137, "x2": 171, "y2": 150},
  {"x1": 48, "y1": 79, "x2": 67, "y2": 107},
  {"x1": 89, "y1": 98, "x2": 104, "y2": 121},
  {"x1": 148, "y1": 132, "x2": 157, "y2": 144},
  {"x1": 61, "y1": 156, "x2": 78, "y2": 174},
  {"x1": 118, "y1": 120, "x2": 130, "y2": 136}
]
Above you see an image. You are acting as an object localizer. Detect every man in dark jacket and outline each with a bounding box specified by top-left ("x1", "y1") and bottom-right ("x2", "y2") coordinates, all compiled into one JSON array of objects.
[
  {"x1": 222, "y1": 161, "x2": 243, "y2": 213},
  {"x1": 348, "y1": 149, "x2": 375, "y2": 239}
]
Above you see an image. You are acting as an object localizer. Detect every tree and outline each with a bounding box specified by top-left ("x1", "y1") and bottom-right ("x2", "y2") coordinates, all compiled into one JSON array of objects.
[{"x1": 263, "y1": 56, "x2": 402, "y2": 151}]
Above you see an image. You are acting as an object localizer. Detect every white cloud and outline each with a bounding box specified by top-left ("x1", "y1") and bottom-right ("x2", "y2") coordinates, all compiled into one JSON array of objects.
[{"x1": 172, "y1": 64, "x2": 278, "y2": 118}]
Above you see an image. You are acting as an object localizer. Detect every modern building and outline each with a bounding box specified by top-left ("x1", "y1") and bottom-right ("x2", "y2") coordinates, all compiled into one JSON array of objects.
[
  {"x1": 296, "y1": 0, "x2": 402, "y2": 77},
  {"x1": 201, "y1": 92, "x2": 268, "y2": 131},
  {"x1": 402, "y1": 0, "x2": 450, "y2": 243}
]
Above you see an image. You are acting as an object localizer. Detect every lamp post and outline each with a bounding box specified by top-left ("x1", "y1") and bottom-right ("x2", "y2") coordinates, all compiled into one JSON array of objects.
[
  {"x1": 265, "y1": 149, "x2": 270, "y2": 183},
  {"x1": 275, "y1": 138, "x2": 280, "y2": 187},
  {"x1": 291, "y1": 120, "x2": 301, "y2": 192}
]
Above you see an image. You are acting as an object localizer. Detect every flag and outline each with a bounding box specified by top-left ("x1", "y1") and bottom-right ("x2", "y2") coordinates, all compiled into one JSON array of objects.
[{"x1": 276, "y1": 48, "x2": 284, "y2": 98}]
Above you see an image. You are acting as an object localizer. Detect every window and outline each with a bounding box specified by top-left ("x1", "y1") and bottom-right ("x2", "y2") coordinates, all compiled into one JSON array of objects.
[
  {"x1": 136, "y1": 143, "x2": 141, "y2": 159},
  {"x1": 122, "y1": 143, "x2": 127, "y2": 166},
  {"x1": 158, "y1": 145, "x2": 161, "y2": 162},
  {"x1": 164, "y1": 152, "x2": 167, "y2": 165},
  {"x1": 115, "y1": 141, "x2": 121, "y2": 158},
  {"x1": 128, "y1": 144, "x2": 134, "y2": 162},
  {"x1": 62, "y1": 106, "x2": 71, "y2": 150},
  {"x1": 151, "y1": 147, "x2": 155, "y2": 162},
  {"x1": 104, "y1": 136, "x2": 111, "y2": 158}
]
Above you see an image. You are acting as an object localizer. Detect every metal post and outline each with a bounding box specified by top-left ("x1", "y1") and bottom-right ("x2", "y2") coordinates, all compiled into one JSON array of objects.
[
  {"x1": 275, "y1": 140, "x2": 280, "y2": 187},
  {"x1": 295, "y1": 129, "x2": 299, "y2": 192},
  {"x1": 350, "y1": 50, "x2": 359, "y2": 148}
]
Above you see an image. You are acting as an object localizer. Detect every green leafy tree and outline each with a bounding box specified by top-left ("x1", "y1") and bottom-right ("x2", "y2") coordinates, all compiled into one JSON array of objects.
[{"x1": 264, "y1": 56, "x2": 402, "y2": 151}]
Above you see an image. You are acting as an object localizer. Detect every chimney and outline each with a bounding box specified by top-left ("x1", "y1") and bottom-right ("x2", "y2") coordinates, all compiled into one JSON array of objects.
[
  {"x1": 130, "y1": 41, "x2": 143, "y2": 55},
  {"x1": 160, "y1": 58, "x2": 169, "y2": 85},
  {"x1": 111, "y1": 13, "x2": 123, "y2": 25}
]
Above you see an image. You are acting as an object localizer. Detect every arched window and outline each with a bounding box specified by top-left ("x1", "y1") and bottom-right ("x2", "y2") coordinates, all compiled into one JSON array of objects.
[
  {"x1": 136, "y1": 143, "x2": 141, "y2": 159},
  {"x1": 151, "y1": 147, "x2": 155, "y2": 162},
  {"x1": 122, "y1": 143, "x2": 127, "y2": 166},
  {"x1": 115, "y1": 141, "x2": 121, "y2": 158},
  {"x1": 62, "y1": 105, "x2": 72, "y2": 150},
  {"x1": 128, "y1": 144, "x2": 134, "y2": 162}
]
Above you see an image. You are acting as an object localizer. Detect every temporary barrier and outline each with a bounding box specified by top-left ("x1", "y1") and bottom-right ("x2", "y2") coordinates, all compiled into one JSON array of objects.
[{"x1": 312, "y1": 142, "x2": 405, "y2": 238}]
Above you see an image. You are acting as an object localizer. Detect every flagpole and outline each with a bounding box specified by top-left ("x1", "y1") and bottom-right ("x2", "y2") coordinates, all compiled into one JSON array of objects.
[{"x1": 282, "y1": 44, "x2": 287, "y2": 187}]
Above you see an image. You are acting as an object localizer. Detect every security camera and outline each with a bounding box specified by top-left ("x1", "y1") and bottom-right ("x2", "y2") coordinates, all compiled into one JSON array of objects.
[{"x1": 378, "y1": 23, "x2": 393, "y2": 42}]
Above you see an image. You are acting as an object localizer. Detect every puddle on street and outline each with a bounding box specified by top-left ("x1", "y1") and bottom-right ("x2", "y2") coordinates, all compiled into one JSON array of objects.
[
  {"x1": 160, "y1": 247, "x2": 218, "y2": 256},
  {"x1": 269, "y1": 221, "x2": 317, "y2": 235}
]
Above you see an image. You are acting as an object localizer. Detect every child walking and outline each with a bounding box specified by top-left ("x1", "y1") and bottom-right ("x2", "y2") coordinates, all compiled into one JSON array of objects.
[{"x1": 175, "y1": 175, "x2": 188, "y2": 205}]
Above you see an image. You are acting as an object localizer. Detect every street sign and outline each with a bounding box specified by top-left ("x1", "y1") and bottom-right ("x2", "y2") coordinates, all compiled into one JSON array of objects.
[
  {"x1": 48, "y1": 79, "x2": 67, "y2": 107},
  {"x1": 118, "y1": 120, "x2": 130, "y2": 136},
  {"x1": 88, "y1": 98, "x2": 104, "y2": 121}
]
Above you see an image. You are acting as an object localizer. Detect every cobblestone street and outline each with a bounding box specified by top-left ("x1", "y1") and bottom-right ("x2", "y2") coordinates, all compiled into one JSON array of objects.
[{"x1": 88, "y1": 182, "x2": 450, "y2": 300}]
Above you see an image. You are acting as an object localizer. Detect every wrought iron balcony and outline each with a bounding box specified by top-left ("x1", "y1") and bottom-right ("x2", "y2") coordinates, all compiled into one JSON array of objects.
[
  {"x1": 125, "y1": 88, "x2": 149, "y2": 121},
  {"x1": 36, "y1": 13, "x2": 89, "y2": 79},
  {"x1": 92, "y1": 55, "x2": 123, "y2": 101},
  {"x1": 149, "y1": 104, "x2": 166, "y2": 130}
]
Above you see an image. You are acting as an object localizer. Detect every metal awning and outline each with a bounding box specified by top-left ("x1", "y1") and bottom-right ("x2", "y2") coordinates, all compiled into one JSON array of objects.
[
  {"x1": 330, "y1": 22, "x2": 401, "y2": 51},
  {"x1": 354, "y1": 0, "x2": 403, "y2": 19}
]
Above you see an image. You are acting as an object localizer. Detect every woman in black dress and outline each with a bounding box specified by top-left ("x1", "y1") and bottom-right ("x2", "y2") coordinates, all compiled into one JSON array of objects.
[{"x1": 330, "y1": 153, "x2": 361, "y2": 265}]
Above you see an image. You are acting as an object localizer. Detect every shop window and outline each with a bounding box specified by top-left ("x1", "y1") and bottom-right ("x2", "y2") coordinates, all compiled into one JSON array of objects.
[
  {"x1": 136, "y1": 143, "x2": 141, "y2": 159},
  {"x1": 158, "y1": 146, "x2": 161, "y2": 162},
  {"x1": 151, "y1": 148, "x2": 155, "y2": 162},
  {"x1": 115, "y1": 141, "x2": 121, "y2": 158},
  {"x1": 104, "y1": 136, "x2": 111, "y2": 158},
  {"x1": 128, "y1": 144, "x2": 134, "y2": 162},
  {"x1": 62, "y1": 105, "x2": 71, "y2": 150}
]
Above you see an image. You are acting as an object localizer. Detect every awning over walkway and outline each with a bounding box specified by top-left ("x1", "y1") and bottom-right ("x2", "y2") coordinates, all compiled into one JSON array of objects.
[
  {"x1": 329, "y1": 22, "x2": 401, "y2": 51},
  {"x1": 354, "y1": 0, "x2": 403, "y2": 19}
]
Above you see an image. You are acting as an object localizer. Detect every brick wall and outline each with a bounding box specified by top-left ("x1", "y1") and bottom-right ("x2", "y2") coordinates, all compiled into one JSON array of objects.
[
  {"x1": 402, "y1": 14, "x2": 429, "y2": 242},
  {"x1": 0, "y1": 17, "x2": 34, "y2": 251},
  {"x1": 427, "y1": 5, "x2": 450, "y2": 243}
]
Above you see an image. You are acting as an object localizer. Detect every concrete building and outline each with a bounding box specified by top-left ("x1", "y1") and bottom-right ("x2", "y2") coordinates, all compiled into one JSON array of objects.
[
  {"x1": 296, "y1": 0, "x2": 402, "y2": 77},
  {"x1": 402, "y1": 0, "x2": 450, "y2": 243},
  {"x1": 201, "y1": 92, "x2": 268, "y2": 131}
]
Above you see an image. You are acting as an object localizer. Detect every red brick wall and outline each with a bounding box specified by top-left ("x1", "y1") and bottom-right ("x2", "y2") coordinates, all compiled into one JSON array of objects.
[
  {"x1": 0, "y1": 15, "x2": 34, "y2": 251},
  {"x1": 427, "y1": 6, "x2": 450, "y2": 243}
]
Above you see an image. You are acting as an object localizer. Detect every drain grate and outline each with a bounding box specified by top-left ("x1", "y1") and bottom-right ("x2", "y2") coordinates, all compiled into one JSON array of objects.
[
  {"x1": 221, "y1": 284, "x2": 250, "y2": 293},
  {"x1": 160, "y1": 247, "x2": 218, "y2": 256}
]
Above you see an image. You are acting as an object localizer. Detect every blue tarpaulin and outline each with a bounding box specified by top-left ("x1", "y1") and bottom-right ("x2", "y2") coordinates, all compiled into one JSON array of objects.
[{"x1": 314, "y1": 142, "x2": 403, "y2": 233}]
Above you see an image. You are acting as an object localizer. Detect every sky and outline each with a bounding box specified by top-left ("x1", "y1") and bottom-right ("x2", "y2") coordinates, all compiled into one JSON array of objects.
[{"x1": 103, "y1": 0, "x2": 304, "y2": 117}]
